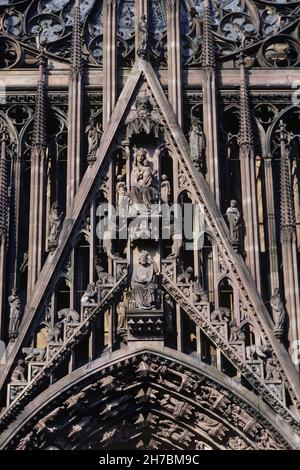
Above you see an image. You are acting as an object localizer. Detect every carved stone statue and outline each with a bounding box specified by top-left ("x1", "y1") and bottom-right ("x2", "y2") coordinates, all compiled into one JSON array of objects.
[
  {"x1": 192, "y1": 278, "x2": 209, "y2": 303},
  {"x1": 167, "y1": 224, "x2": 182, "y2": 260},
  {"x1": 11, "y1": 360, "x2": 26, "y2": 382},
  {"x1": 164, "y1": 294, "x2": 174, "y2": 334},
  {"x1": 96, "y1": 265, "x2": 114, "y2": 285},
  {"x1": 211, "y1": 307, "x2": 231, "y2": 323},
  {"x1": 102, "y1": 225, "x2": 116, "y2": 260},
  {"x1": 129, "y1": 148, "x2": 157, "y2": 212},
  {"x1": 131, "y1": 251, "x2": 159, "y2": 310},
  {"x1": 44, "y1": 322, "x2": 63, "y2": 344},
  {"x1": 270, "y1": 288, "x2": 285, "y2": 339},
  {"x1": 265, "y1": 358, "x2": 281, "y2": 381},
  {"x1": 116, "y1": 175, "x2": 129, "y2": 217},
  {"x1": 137, "y1": 15, "x2": 148, "y2": 59},
  {"x1": 22, "y1": 347, "x2": 46, "y2": 363},
  {"x1": 81, "y1": 283, "x2": 97, "y2": 304},
  {"x1": 58, "y1": 308, "x2": 80, "y2": 323},
  {"x1": 117, "y1": 298, "x2": 127, "y2": 331},
  {"x1": 85, "y1": 117, "x2": 102, "y2": 165},
  {"x1": 177, "y1": 267, "x2": 194, "y2": 284},
  {"x1": 8, "y1": 288, "x2": 22, "y2": 341},
  {"x1": 226, "y1": 200, "x2": 241, "y2": 243},
  {"x1": 189, "y1": 117, "x2": 205, "y2": 171},
  {"x1": 229, "y1": 320, "x2": 245, "y2": 342},
  {"x1": 160, "y1": 174, "x2": 171, "y2": 204},
  {"x1": 48, "y1": 202, "x2": 62, "y2": 252}
]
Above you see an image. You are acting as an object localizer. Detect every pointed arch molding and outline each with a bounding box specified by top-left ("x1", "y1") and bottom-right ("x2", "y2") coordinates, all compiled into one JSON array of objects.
[
  {"x1": 0, "y1": 347, "x2": 298, "y2": 450},
  {"x1": 0, "y1": 60, "x2": 300, "y2": 431}
]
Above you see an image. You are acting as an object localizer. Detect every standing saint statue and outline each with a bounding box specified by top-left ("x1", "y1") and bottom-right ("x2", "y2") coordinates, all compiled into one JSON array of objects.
[
  {"x1": 8, "y1": 288, "x2": 22, "y2": 341},
  {"x1": 160, "y1": 174, "x2": 171, "y2": 204},
  {"x1": 85, "y1": 117, "x2": 102, "y2": 165},
  {"x1": 189, "y1": 117, "x2": 205, "y2": 171},
  {"x1": 131, "y1": 251, "x2": 159, "y2": 310},
  {"x1": 48, "y1": 202, "x2": 63, "y2": 252},
  {"x1": 226, "y1": 200, "x2": 241, "y2": 243},
  {"x1": 270, "y1": 288, "x2": 285, "y2": 338},
  {"x1": 137, "y1": 15, "x2": 148, "y2": 59}
]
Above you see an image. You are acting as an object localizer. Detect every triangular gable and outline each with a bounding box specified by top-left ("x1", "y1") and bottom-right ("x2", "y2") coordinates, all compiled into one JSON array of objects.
[{"x1": 1, "y1": 59, "x2": 299, "y2": 423}]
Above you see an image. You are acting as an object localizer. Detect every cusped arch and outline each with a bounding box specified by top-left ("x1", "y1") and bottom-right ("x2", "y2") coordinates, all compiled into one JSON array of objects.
[{"x1": 0, "y1": 347, "x2": 298, "y2": 450}]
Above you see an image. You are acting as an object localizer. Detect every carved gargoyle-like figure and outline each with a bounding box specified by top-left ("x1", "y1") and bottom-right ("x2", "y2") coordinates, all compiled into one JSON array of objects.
[
  {"x1": 22, "y1": 347, "x2": 46, "y2": 363},
  {"x1": 246, "y1": 344, "x2": 268, "y2": 361},
  {"x1": 211, "y1": 307, "x2": 231, "y2": 323},
  {"x1": 81, "y1": 283, "x2": 97, "y2": 304},
  {"x1": 8, "y1": 288, "x2": 22, "y2": 341},
  {"x1": 229, "y1": 320, "x2": 245, "y2": 342},
  {"x1": 42, "y1": 321, "x2": 63, "y2": 344},
  {"x1": 58, "y1": 308, "x2": 80, "y2": 323}
]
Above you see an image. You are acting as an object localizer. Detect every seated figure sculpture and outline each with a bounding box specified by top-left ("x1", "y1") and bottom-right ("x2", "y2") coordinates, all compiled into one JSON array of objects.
[{"x1": 131, "y1": 251, "x2": 159, "y2": 310}]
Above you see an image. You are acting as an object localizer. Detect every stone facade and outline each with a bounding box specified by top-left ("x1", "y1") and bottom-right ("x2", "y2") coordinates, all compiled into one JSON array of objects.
[{"x1": 0, "y1": 0, "x2": 299, "y2": 450}]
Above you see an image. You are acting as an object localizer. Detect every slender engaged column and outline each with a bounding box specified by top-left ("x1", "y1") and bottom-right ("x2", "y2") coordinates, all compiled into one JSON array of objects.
[
  {"x1": 27, "y1": 49, "x2": 48, "y2": 297},
  {"x1": 66, "y1": 0, "x2": 83, "y2": 214}
]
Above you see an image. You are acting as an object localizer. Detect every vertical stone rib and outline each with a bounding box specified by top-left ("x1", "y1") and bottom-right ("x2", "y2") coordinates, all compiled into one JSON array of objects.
[
  {"x1": 202, "y1": 0, "x2": 220, "y2": 206},
  {"x1": 238, "y1": 57, "x2": 261, "y2": 291},
  {"x1": 67, "y1": 0, "x2": 83, "y2": 214},
  {"x1": 264, "y1": 157, "x2": 280, "y2": 294},
  {"x1": 279, "y1": 121, "x2": 300, "y2": 354},
  {"x1": 103, "y1": 0, "x2": 117, "y2": 128},
  {"x1": 0, "y1": 124, "x2": 8, "y2": 337},
  {"x1": 27, "y1": 49, "x2": 47, "y2": 297},
  {"x1": 167, "y1": 0, "x2": 182, "y2": 125}
]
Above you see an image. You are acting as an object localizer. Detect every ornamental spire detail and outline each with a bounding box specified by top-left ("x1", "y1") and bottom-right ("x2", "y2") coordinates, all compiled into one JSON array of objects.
[{"x1": 70, "y1": 0, "x2": 83, "y2": 81}]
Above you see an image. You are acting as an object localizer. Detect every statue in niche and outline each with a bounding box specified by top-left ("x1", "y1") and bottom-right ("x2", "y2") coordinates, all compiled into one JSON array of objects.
[
  {"x1": 167, "y1": 230, "x2": 183, "y2": 260},
  {"x1": 131, "y1": 251, "x2": 159, "y2": 310},
  {"x1": 85, "y1": 117, "x2": 102, "y2": 165},
  {"x1": 160, "y1": 174, "x2": 171, "y2": 204},
  {"x1": 117, "y1": 297, "x2": 127, "y2": 331},
  {"x1": 48, "y1": 202, "x2": 63, "y2": 251},
  {"x1": 116, "y1": 175, "x2": 129, "y2": 217},
  {"x1": 8, "y1": 288, "x2": 22, "y2": 341},
  {"x1": 189, "y1": 117, "x2": 205, "y2": 171},
  {"x1": 129, "y1": 148, "x2": 157, "y2": 213},
  {"x1": 270, "y1": 288, "x2": 285, "y2": 337},
  {"x1": 137, "y1": 15, "x2": 148, "y2": 59},
  {"x1": 102, "y1": 225, "x2": 116, "y2": 260},
  {"x1": 164, "y1": 294, "x2": 174, "y2": 334},
  {"x1": 226, "y1": 200, "x2": 241, "y2": 243}
]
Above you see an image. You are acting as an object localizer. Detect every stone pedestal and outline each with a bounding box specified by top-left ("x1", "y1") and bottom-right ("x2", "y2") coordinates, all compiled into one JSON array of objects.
[
  {"x1": 127, "y1": 309, "x2": 164, "y2": 341},
  {"x1": 7, "y1": 382, "x2": 27, "y2": 407},
  {"x1": 28, "y1": 362, "x2": 45, "y2": 382},
  {"x1": 64, "y1": 322, "x2": 80, "y2": 342},
  {"x1": 246, "y1": 360, "x2": 264, "y2": 379},
  {"x1": 47, "y1": 342, "x2": 62, "y2": 361}
]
